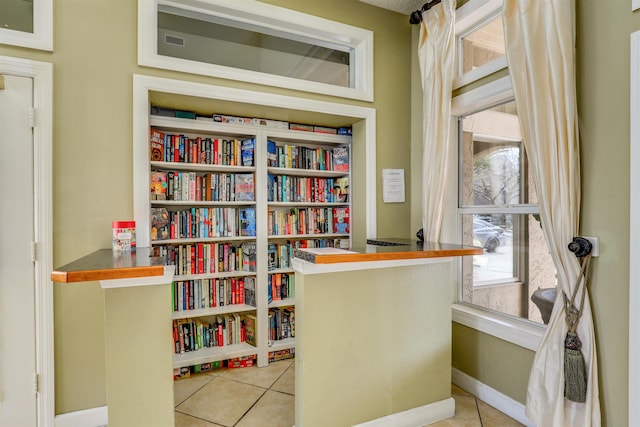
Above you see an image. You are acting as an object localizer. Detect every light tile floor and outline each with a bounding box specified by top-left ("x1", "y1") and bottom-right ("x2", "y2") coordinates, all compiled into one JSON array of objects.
[{"x1": 174, "y1": 359, "x2": 523, "y2": 427}]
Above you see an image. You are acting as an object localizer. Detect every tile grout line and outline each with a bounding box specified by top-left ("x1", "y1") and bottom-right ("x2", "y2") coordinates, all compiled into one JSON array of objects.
[{"x1": 475, "y1": 397, "x2": 484, "y2": 427}]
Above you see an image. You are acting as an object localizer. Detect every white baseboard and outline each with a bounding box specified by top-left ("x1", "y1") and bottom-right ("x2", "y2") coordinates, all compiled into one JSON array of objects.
[
  {"x1": 452, "y1": 368, "x2": 535, "y2": 427},
  {"x1": 54, "y1": 406, "x2": 108, "y2": 427},
  {"x1": 353, "y1": 397, "x2": 455, "y2": 427}
]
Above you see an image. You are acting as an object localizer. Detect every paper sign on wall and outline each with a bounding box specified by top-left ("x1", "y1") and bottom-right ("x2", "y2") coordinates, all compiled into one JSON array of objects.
[{"x1": 382, "y1": 169, "x2": 405, "y2": 203}]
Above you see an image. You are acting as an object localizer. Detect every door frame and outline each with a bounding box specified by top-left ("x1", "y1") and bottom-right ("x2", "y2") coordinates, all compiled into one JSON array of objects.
[{"x1": 0, "y1": 56, "x2": 54, "y2": 427}]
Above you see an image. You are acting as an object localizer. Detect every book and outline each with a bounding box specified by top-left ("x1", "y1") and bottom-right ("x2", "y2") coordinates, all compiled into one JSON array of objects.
[
  {"x1": 267, "y1": 140, "x2": 277, "y2": 167},
  {"x1": 252, "y1": 118, "x2": 288, "y2": 129},
  {"x1": 241, "y1": 241, "x2": 257, "y2": 272},
  {"x1": 227, "y1": 356, "x2": 256, "y2": 368},
  {"x1": 150, "y1": 207, "x2": 170, "y2": 241},
  {"x1": 333, "y1": 177, "x2": 349, "y2": 203},
  {"x1": 333, "y1": 207, "x2": 350, "y2": 234},
  {"x1": 173, "y1": 366, "x2": 190, "y2": 380},
  {"x1": 244, "y1": 314, "x2": 257, "y2": 346},
  {"x1": 289, "y1": 123, "x2": 314, "y2": 132},
  {"x1": 333, "y1": 146, "x2": 349, "y2": 172},
  {"x1": 267, "y1": 243, "x2": 277, "y2": 271},
  {"x1": 235, "y1": 174, "x2": 255, "y2": 201},
  {"x1": 244, "y1": 276, "x2": 256, "y2": 307},
  {"x1": 268, "y1": 348, "x2": 295, "y2": 362},
  {"x1": 150, "y1": 129, "x2": 165, "y2": 161},
  {"x1": 239, "y1": 207, "x2": 256, "y2": 236},
  {"x1": 150, "y1": 171, "x2": 168, "y2": 200},
  {"x1": 314, "y1": 125, "x2": 337, "y2": 134},
  {"x1": 241, "y1": 138, "x2": 255, "y2": 166}
]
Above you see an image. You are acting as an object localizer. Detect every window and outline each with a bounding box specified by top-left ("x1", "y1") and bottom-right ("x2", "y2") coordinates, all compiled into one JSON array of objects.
[
  {"x1": 138, "y1": 0, "x2": 373, "y2": 101},
  {"x1": 453, "y1": 0, "x2": 506, "y2": 89},
  {"x1": 450, "y1": 0, "x2": 554, "y2": 349},
  {"x1": 0, "y1": 0, "x2": 53, "y2": 51},
  {"x1": 458, "y1": 100, "x2": 555, "y2": 324}
]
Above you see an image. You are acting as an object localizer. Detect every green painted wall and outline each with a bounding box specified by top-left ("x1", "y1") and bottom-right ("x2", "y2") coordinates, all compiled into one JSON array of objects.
[
  {"x1": 2, "y1": 0, "x2": 637, "y2": 424},
  {"x1": 0, "y1": 0, "x2": 412, "y2": 415}
]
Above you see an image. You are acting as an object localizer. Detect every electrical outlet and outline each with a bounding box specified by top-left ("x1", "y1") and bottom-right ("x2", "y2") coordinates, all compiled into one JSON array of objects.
[{"x1": 583, "y1": 236, "x2": 599, "y2": 257}]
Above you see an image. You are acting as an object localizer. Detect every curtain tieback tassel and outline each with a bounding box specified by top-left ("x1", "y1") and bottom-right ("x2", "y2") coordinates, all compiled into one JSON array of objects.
[
  {"x1": 563, "y1": 249, "x2": 592, "y2": 403},
  {"x1": 564, "y1": 331, "x2": 587, "y2": 402}
]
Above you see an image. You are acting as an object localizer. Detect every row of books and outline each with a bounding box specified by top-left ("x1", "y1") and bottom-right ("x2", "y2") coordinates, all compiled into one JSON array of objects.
[
  {"x1": 267, "y1": 238, "x2": 348, "y2": 270},
  {"x1": 269, "y1": 307, "x2": 295, "y2": 342},
  {"x1": 268, "y1": 272, "x2": 294, "y2": 303},
  {"x1": 267, "y1": 140, "x2": 349, "y2": 172},
  {"x1": 174, "y1": 360, "x2": 223, "y2": 380},
  {"x1": 267, "y1": 175, "x2": 348, "y2": 203},
  {"x1": 151, "y1": 171, "x2": 254, "y2": 202},
  {"x1": 267, "y1": 207, "x2": 350, "y2": 236},
  {"x1": 150, "y1": 128, "x2": 255, "y2": 166},
  {"x1": 268, "y1": 348, "x2": 295, "y2": 362},
  {"x1": 172, "y1": 313, "x2": 256, "y2": 355},
  {"x1": 150, "y1": 207, "x2": 256, "y2": 241},
  {"x1": 154, "y1": 241, "x2": 257, "y2": 275},
  {"x1": 153, "y1": 105, "x2": 351, "y2": 136},
  {"x1": 172, "y1": 276, "x2": 256, "y2": 312}
]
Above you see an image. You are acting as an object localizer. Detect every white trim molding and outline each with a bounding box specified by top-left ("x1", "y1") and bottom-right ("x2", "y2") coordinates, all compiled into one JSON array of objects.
[
  {"x1": 0, "y1": 0, "x2": 53, "y2": 51},
  {"x1": 629, "y1": 29, "x2": 640, "y2": 427},
  {"x1": 353, "y1": 398, "x2": 455, "y2": 427},
  {"x1": 452, "y1": 368, "x2": 535, "y2": 427},
  {"x1": 138, "y1": 0, "x2": 374, "y2": 101},
  {"x1": 451, "y1": 75, "x2": 513, "y2": 116},
  {"x1": 54, "y1": 406, "x2": 108, "y2": 427},
  {"x1": 0, "y1": 55, "x2": 54, "y2": 427},
  {"x1": 452, "y1": 303, "x2": 544, "y2": 351}
]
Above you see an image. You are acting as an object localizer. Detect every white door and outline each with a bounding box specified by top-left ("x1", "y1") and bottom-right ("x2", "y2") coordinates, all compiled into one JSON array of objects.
[{"x1": 0, "y1": 74, "x2": 38, "y2": 426}]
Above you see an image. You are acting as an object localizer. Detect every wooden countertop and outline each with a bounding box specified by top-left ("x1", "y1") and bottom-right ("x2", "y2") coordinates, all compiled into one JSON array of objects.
[
  {"x1": 293, "y1": 239, "x2": 482, "y2": 264},
  {"x1": 51, "y1": 248, "x2": 167, "y2": 283}
]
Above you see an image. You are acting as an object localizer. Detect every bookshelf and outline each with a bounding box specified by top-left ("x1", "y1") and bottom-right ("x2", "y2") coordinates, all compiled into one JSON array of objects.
[{"x1": 135, "y1": 114, "x2": 351, "y2": 370}]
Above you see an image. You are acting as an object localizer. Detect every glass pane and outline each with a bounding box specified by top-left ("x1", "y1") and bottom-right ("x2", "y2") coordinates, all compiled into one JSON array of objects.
[
  {"x1": 157, "y1": 10, "x2": 352, "y2": 88},
  {"x1": 461, "y1": 15, "x2": 504, "y2": 73},
  {"x1": 459, "y1": 101, "x2": 533, "y2": 206},
  {"x1": 460, "y1": 213, "x2": 556, "y2": 324},
  {"x1": 0, "y1": 0, "x2": 34, "y2": 33}
]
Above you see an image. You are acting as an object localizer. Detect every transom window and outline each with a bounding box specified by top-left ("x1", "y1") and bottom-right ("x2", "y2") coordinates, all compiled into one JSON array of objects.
[{"x1": 138, "y1": 0, "x2": 374, "y2": 101}]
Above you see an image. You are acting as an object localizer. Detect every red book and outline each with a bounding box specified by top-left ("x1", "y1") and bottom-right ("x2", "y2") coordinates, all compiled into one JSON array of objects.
[
  {"x1": 173, "y1": 134, "x2": 180, "y2": 163},
  {"x1": 197, "y1": 242, "x2": 204, "y2": 274},
  {"x1": 214, "y1": 138, "x2": 220, "y2": 165}
]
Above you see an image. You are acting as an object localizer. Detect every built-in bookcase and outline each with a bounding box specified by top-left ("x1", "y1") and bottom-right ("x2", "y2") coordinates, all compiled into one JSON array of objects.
[{"x1": 135, "y1": 114, "x2": 351, "y2": 370}]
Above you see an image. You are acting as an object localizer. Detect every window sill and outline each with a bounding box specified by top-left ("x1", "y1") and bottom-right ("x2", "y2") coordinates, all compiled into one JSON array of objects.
[{"x1": 451, "y1": 303, "x2": 545, "y2": 351}]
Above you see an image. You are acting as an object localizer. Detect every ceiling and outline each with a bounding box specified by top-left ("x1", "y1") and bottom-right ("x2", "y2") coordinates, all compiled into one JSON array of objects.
[{"x1": 359, "y1": 0, "x2": 426, "y2": 15}]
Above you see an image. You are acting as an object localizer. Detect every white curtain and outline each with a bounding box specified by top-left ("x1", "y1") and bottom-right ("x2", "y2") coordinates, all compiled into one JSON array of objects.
[
  {"x1": 503, "y1": 1, "x2": 601, "y2": 425},
  {"x1": 417, "y1": 0, "x2": 456, "y2": 242}
]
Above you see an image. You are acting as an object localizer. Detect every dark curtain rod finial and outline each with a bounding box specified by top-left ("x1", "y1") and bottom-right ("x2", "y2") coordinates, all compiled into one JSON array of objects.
[{"x1": 409, "y1": 0, "x2": 443, "y2": 24}]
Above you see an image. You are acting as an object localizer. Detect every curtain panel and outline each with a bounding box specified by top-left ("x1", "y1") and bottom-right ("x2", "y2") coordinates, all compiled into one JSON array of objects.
[
  {"x1": 503, "y1": 1, "x2": 601, "y2": 425},
  {"x1": 417, "y1": 0, "x2": 456, "y2": 242}
]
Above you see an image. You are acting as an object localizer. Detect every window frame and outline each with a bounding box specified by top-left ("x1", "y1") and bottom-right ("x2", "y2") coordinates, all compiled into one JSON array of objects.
[
  {"x1": 450, "y1": 77, "x2": 545, "y2": 352},
  {"x1": 0, "y1": 0, "x2": 53, "y2": 51},
  {"x1": 138, "y1": 0, "x2": 374, "y2": 101},
  {"x1": 453, "y1": 0, "x2": 506, "y2": 90}
]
